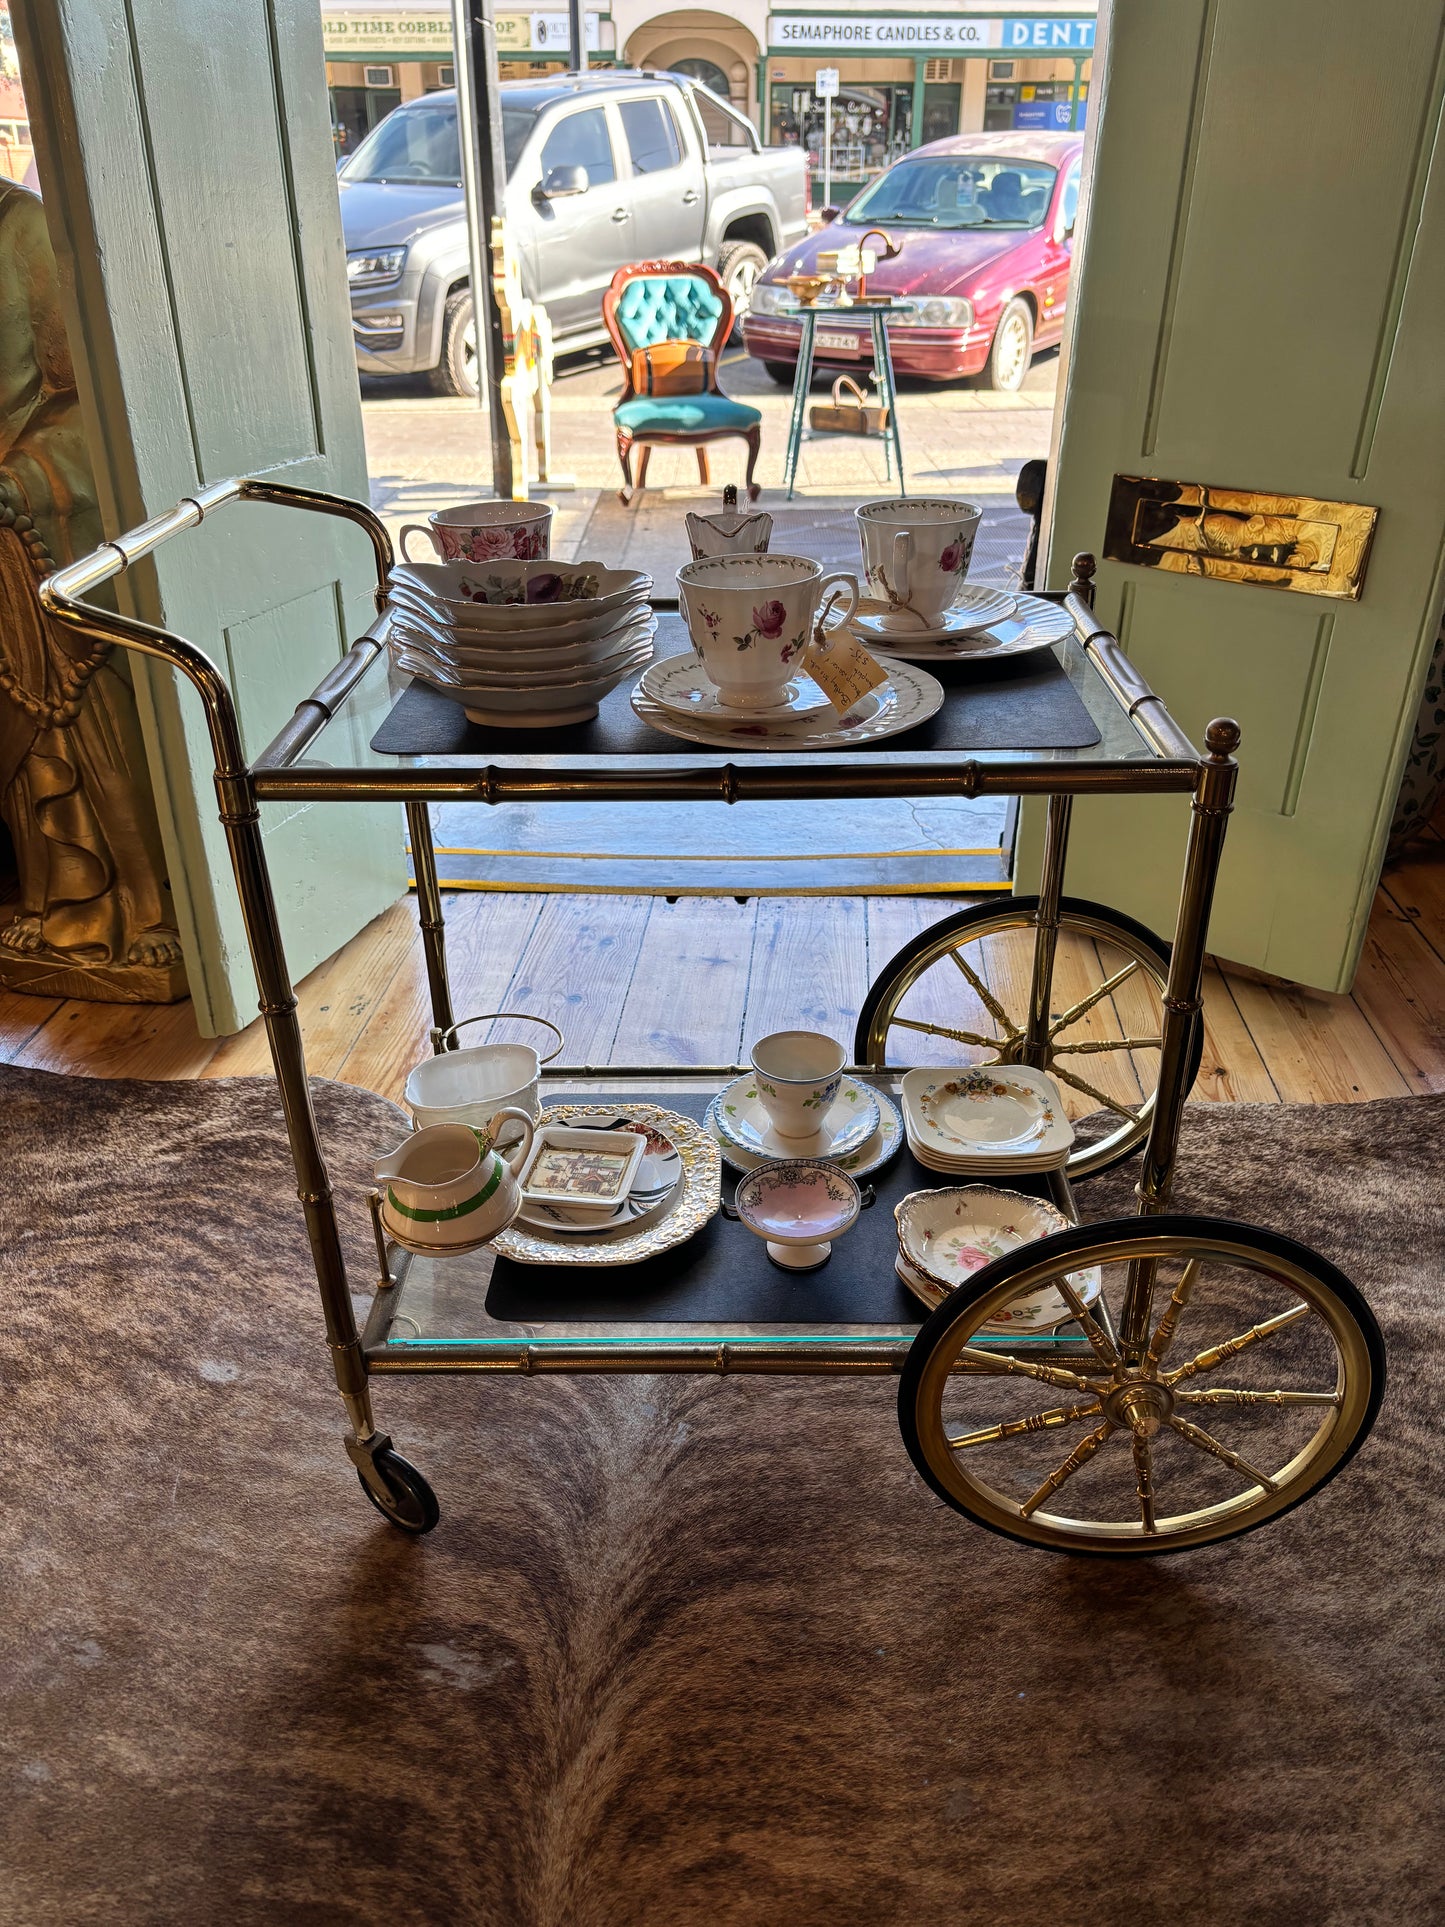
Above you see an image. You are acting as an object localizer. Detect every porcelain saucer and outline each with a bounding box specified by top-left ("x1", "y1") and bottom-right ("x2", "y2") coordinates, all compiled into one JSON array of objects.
[
  {"x1": 710, "y1": 1071, "x2": 881, "y2": 1161},
  {"x1": 706, "y1": 1086, "x2": 903, "y2": 1178},
  {"x1": 851, "y1": 586, "x2": 1018, "y2": 646},
  {"x1": 640, "y1": 651, "x2": 830, "y2": 723}
]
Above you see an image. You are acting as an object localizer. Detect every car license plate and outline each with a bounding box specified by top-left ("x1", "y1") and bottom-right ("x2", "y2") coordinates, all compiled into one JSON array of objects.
[{"x1": 816, "y1": 329, "x2": 863, "y2": 352}]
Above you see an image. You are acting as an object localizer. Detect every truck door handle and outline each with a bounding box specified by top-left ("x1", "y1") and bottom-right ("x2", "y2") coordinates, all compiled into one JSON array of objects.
[
  {"x1": 682, "y1": 189, "x2": 699, "y2": 205},
  {"x1": 611, "y1": 207, "x2": 630, "y2": 222}
]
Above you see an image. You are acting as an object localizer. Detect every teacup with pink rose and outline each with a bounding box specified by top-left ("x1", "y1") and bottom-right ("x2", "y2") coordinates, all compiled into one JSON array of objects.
[
  {"x1": 855, "y1": 497, "x2": 983, "y2": 629},
  {"x1": 676, "y1": 553, "x2": 859, "y2": 711},
  {"x1": 399, "y1": 499, "x2": 552, "y2": 565}
]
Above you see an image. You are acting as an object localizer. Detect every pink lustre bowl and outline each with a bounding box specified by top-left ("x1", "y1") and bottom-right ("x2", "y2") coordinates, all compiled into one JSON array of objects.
[{"x1": 733, "y1": 1159, "x2": 861, "y2": 1271}]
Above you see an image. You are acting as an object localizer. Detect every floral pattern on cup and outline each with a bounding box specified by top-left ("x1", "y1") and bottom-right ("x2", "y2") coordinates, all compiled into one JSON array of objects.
[
  {"x1": 678, "y1": 555, "x2": 859, "y2": 711},
  {"x1": 399, "y1": 500, "x2": 552, "y2": 567},
  {"x1": 448, "y1": 523, "x2": 547, "y2": 562}
]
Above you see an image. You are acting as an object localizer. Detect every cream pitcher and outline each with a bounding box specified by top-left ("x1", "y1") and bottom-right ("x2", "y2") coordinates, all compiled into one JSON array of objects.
[{"x1": 374, "y1": 1111, "x2": 535, "y2": 1256}]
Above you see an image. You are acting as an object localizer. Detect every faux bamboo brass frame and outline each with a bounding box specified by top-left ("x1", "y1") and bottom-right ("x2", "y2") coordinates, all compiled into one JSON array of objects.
[{"x1": 40, "y1": 477, "x2": 1239, "y2": 1462}]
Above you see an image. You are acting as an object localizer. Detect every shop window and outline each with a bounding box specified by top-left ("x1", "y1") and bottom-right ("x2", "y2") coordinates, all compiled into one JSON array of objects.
[
  {"x1": 921, "y1": 82, "x2": 960, "y2": 147},
  {"x1": 770, "y1": 82, "x2": 912, "y2": 188},
  {"x1": 620, "y1": 97, "x2": 683, "y2": 175},
  {"x1": 540, "y1": 106, "x2": 616, "y2": 187},
  {"x1": 330, "y1": 86, "x2": 402, "y2": 159},
  {"x1": 439, "y1": 65, "x2": 455, "y2": 86}
]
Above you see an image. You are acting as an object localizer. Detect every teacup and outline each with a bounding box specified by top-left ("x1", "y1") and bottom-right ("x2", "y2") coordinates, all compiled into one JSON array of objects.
[
  {"x1": 398, "y1": 499, "x2": 552, "y2": 565},
  {"x1": 749, "y1": 1030, "x2": 846, "y2": 1139},
  {"x1": 676, "y1": 554, "x2": 858, "y2": 710},
  {"x1": 856, "y1": 498, "x2": 983, "y2": 626}
]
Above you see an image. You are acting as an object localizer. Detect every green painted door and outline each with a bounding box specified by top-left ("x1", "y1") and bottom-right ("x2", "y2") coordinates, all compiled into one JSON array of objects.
[
  {"x1": 1037, "y1": 0, "x2": 1445, "y2": 992},
  {"x1": 14, "y1": 0, "x2": 404, "y2": 1033}
]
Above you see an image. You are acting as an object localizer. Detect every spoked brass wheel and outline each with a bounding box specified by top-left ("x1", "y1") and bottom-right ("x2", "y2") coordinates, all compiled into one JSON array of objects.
[
  {"x1": 898, "y1": 1217, "x2": 1384, "y2": 1555},
  {"x1": 855, "y1": 896, "x2": 1203, "y2": 1179}
]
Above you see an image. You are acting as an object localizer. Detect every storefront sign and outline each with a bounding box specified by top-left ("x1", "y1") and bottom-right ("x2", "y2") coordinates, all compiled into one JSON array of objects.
[
  {"x1": 324, "y1": 7, "x2": 606, "y2": 57},
  {"x1": 323, "y1": 10, "x2": 453, "y2": 56},
  {"x1": 768, "y1": 15, "x2": 1004, "y2": 51},
  {"x1": 1003, "y1": 19, "x2": 1095, "y2": 51},
  {"x1": 767, "y1": 14, "x2": 1096, "y2": 54}
]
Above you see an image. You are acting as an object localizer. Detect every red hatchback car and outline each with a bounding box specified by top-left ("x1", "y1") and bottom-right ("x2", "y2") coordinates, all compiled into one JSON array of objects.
[{"x1": 742, "y1": 132, "x2": 1084, "y2": 392}]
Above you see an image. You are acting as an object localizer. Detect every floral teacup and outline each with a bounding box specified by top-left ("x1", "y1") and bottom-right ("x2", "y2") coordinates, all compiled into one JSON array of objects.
[
  {"x1": 856, "y1": 498, "x2": 983, "y2": 627},
  {"x1": 399, "y1": 499, "x2": 552, "y2": 565},
  {"x1": 676, "y1": 554, "x2": 858, "y2": 710},
  {"x1": 749, "y1": 1030, "x2": 847, "y2": 1139}
]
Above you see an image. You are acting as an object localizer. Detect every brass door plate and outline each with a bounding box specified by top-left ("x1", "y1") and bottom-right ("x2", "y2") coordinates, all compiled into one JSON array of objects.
[{"x1": 1103, "y1": 475, "x2": 1378, "y2": 599}]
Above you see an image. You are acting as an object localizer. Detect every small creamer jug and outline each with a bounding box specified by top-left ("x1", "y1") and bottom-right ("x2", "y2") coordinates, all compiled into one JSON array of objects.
[{"x1": 374, "y1": 1110, "x2": 535, "y2": 1255}]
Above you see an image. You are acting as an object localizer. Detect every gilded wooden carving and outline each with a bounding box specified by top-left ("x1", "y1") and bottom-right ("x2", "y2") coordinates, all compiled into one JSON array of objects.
[{"x1": 0, "y1": 180, "x2": 184, "y2": 1001}]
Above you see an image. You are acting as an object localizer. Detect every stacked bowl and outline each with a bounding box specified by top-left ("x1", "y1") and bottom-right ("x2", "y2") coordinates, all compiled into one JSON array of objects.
[{"x1": 386, "y1": 558, "x2": 655, "y2": 727}]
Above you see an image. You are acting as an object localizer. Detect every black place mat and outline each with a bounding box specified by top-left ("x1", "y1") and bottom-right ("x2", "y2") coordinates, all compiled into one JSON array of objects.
[
  {"x1": 483, "y1": 1091, "x2": 1060, "y2": 1325},
  {"x1": 370, "y1": 614, "x2": 1101, "y2": 757}
]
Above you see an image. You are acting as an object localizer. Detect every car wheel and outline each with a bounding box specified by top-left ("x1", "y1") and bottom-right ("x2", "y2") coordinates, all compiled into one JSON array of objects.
[
  {"x1": 717, "y1": 242, "x2": 770, "y2": 335},
  {"x1": 762, "y1": 360, "x2": 797, "y2": 387},
  {"x1": 986, "y1": 297, "x2": 1034, "y2": 393},
  {"x1": 431, "y1": 288, "x2": 478, "y2": 398}
]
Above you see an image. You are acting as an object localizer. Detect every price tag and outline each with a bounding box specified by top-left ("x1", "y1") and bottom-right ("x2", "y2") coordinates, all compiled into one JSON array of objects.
[{"x1": 804, "y1": 616, "x2": 890, "y2": 717}]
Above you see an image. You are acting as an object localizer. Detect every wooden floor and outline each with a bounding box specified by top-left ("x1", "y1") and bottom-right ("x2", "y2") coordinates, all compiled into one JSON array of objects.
[{"x1": 3, "y1": 825, "x2": 1443, "y2": 1108}]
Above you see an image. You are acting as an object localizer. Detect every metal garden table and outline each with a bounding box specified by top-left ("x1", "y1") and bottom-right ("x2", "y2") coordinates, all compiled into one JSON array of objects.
[
  {"x1": 42, "y1": 478, "x2": 1385, "y2": 1557},
  {"x1": 781, "y1": 302, "x2": 907, "y2": 500}
]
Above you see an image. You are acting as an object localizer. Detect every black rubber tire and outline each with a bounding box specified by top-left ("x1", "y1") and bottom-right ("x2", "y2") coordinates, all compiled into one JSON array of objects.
[
  {"x1": 898, "y1": 1214, "x2": 1387, "y2": 1556},
  {"x1": 358, "y1": 1447, "x2": 441, "y2": 1534},
  {"x1": 762, "y1": 359, "x2": 798, "y2": 387},
  {"x1": 854, "y1": 893, "x2": 1204, "y2": 1179},
  {"x1": 986, "y1": 295, "x2": 1034, "y2": 393},
  {"x1": 430, "y1": 288, "x2": 477, "y2": 398},
  {"x1": 717, "y1": 240, "x2": 770, "y2": 336}
]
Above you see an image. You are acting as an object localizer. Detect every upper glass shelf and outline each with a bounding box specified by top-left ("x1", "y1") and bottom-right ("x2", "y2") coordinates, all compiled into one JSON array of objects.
[{"x1": 250, "y1": 606, "x2": 1195, "y2": 801}]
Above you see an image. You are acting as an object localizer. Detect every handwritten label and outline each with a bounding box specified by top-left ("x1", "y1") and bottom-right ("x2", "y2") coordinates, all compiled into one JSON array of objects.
[{"x1": 804, "y1": 621, "x2": 890, "y2": 716}]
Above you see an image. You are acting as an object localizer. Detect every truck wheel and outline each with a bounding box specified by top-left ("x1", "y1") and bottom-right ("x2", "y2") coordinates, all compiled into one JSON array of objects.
[
  {"x1": 717, "y1": 241, "x2": 769, "y2": 335},
  {"x1": 431, "y1": 289, "x2": 478, "y2": 398},
  {"x1": 985, "y1": 297, "x2": 1034, "y2": 393}
]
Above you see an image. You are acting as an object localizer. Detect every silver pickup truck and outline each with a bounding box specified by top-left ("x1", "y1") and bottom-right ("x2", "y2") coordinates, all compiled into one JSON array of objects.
[{"x1": 340, "y1": 72, "x2": 810, "y2": 395}]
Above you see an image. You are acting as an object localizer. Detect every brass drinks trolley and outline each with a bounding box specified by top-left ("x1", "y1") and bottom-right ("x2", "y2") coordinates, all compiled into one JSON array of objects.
[{"x1": 44, "y1": 479, "x2": 1385, "y2": 1556}]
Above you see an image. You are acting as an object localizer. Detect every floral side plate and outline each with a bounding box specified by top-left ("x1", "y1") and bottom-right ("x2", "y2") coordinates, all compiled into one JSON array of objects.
[
  {"x1": 850, "y1": 586, "x2": 1018, "y2": 643},
  {"x1": 705, "y1": 1086, "x2": 903, "y2": 1178},
  {"x1": 710, "y1": 1072, "x2": 880, "y2": 1161},
  {"x1": 901, "y1": 1064, "x2": 1074, "y2": 1160},
  {"x1": 632, "y1": 660, "x2": 943, "y2": 750},
  {"x1": 864, "y1": 594, "x2": 1074, "y2": 663}
]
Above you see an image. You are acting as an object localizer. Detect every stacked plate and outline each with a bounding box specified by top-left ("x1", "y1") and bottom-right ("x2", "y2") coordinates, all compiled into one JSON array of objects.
[
  {"x1": 386, "y1": 558, "x2": 654, "y2": 727},
  {"x1": 900, "y1": 1064, "x2": 1074, "y2": 1176}
]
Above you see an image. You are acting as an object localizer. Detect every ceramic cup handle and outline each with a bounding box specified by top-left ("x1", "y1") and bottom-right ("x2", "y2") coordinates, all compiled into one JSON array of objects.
[
  {"x1": 815, "y1": 568, "x2": 860, "y2": 631},
  {"x1": 489, "y1": 1107, "x2": 536, "y2": 1175},
  {"x1": 890, "y1": 530, "x2": 912, "y2": 605},
  {"x1": 398, "y1": 524, "x2": 439, "y2": 564}
]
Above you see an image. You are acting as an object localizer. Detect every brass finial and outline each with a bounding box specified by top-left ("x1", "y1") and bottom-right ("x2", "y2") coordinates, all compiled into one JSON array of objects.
[
  {"x1": 1205, "y1": 717, "x2": 1241, "y2": 758},
  {"x1": 1069, "y1": 552, "x2": 1097, "y2": 606}
]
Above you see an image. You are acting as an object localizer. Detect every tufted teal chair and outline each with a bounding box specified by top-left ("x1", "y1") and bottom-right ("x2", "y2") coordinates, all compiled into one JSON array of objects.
[{"x1": 601, "y1": 260, "x2": 762, "y2": 504}]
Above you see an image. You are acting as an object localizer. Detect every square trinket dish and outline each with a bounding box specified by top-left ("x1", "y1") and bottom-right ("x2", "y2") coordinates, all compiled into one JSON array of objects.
[{"x1": 517, "y1": 1125, "x2": 647, "y2": 1220}]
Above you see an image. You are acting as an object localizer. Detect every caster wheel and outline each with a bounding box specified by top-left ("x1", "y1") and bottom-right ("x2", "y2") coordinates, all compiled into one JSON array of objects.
[
  {"x1": 358, "y1": 1447, "x2": 440, "y2": 1534},
  {"x1": 899, "y1": 1215, "x2": 1385, "y2": 1555},
  {"x1": 855, "y1": 895, "x2": 1204, "y2": 1180}
]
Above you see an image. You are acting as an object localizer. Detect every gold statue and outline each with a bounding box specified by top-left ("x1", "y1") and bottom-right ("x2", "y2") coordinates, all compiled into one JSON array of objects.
[{"x1": 0, "y1": 179, "x2": 184, "y2": 1000}]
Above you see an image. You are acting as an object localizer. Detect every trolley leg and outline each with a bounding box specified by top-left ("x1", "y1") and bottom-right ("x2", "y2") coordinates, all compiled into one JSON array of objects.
[
  {"x1": 407, "y1": 798, "x2": 456, "y2": 1052},
  {"x1": 1118, "y1": 719, "x2": 1240, "y2": 1359},
  {"x1": 1023, "y1": 794, "x2": 1072, "y2": 1069},
  {"x1": 216, "y1": 773, "x2": 381, "y2": 1454}
]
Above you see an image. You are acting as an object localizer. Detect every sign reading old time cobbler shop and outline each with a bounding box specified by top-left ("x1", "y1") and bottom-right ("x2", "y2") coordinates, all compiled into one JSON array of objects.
[{"x1": 766, "y1": 16, "x2": 1095, "y2": 51}]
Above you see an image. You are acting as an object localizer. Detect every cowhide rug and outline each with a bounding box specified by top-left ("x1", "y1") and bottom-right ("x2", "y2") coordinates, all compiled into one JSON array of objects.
[{"x1": 1, "y1": 1065, "x2": 1441, "y2": 1926}]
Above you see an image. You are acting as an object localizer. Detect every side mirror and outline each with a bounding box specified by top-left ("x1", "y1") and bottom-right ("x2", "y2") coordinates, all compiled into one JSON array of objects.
[
  {"x1": 819, "y1": 205, "x2": 842, "y2": 225},
  {"x1": 536, "y1": 164, "x2": 589, "y2": 200}
]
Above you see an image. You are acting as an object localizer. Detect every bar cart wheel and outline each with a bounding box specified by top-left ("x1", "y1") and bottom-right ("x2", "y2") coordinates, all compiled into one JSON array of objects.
[
  {"x1": 352, "y1": 1439, "x2": 441, "y2": 1535},
  {"x1": 898, "y1": 1216, "x2": 1385, "y2": 1556},
  {"x1": 855, "y1": 896, "x2": 1204, "y2": 1179}
]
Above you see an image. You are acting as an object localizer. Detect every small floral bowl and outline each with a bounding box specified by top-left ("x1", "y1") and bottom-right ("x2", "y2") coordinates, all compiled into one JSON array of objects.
[{"x1": 734, "y1": 1159, "x2": 862, "y2": 1271}]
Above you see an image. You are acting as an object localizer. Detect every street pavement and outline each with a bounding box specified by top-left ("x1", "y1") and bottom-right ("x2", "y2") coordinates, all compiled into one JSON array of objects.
[{"x1": 361, "y1": 340, "x2": 1058, "y2": 584}]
